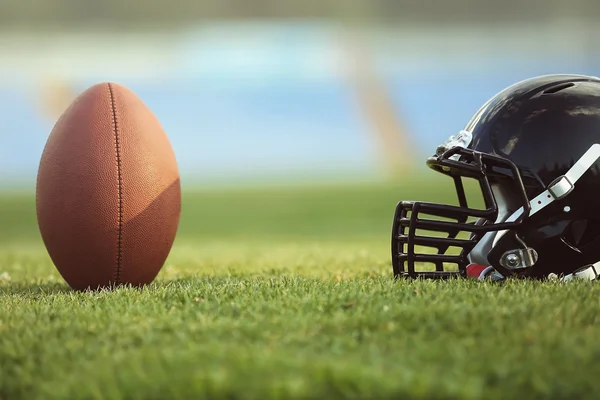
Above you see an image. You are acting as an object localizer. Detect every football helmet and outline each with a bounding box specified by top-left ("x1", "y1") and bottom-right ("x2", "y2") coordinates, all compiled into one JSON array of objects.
[{"x1": 391, "y1": 74, "x2": 600, "y2": 281}]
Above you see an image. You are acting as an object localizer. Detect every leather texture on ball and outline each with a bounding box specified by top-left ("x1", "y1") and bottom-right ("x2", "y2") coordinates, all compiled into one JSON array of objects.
[{"x1": 36, "y1": 82, "x2": 181, "y2": 290}]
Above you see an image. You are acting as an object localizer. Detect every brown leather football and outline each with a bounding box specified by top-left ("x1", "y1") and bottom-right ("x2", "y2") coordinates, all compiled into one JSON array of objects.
[{"x1": 36, "y1": 82, "x2": 181, "y2": 290}]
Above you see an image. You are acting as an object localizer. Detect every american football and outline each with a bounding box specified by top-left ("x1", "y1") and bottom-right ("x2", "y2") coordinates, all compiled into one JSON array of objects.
[{"x1": 35, "y1": 82, "x2": 181, "y2": 290}]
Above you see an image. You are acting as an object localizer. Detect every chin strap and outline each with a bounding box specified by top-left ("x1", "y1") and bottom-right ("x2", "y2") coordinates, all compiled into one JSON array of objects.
[
  {"x1": 548, "y1": 262, "x2": 600, "y2": 282},
  {"x1": 467, "y1": 262, "x2": 600, "y2": 282},
  {"x1": 492, "y1": 143, "x2": 600, "y2": 249}
]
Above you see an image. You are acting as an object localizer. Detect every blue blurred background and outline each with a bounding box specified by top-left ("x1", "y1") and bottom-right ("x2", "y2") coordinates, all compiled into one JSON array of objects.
[{"x1": 1, "y1": 2, "x2": 599, "y2": 189}]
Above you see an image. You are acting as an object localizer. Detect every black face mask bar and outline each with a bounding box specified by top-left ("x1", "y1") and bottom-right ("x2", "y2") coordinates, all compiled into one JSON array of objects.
[{"x1": 391, "y1": 147, "x2": 532, "y2": 279}]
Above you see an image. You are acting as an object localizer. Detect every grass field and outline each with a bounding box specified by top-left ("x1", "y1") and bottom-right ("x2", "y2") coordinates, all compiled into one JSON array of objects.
[{"x1": 2, "y1": 178, "x2": 600, "y2": 399}]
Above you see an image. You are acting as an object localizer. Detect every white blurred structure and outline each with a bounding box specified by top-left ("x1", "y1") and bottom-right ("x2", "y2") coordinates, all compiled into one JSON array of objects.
[{"x1": 0, "y1": 19, "x2": 599, "y2": 188}]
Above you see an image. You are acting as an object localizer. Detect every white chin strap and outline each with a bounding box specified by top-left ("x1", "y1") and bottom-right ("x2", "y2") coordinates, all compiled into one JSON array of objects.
[
  {"x1": 491, "y1": 143, "x2": 600, "y2": 281},
  {"x1": 550, "y1": 262, "x2": 600, "y2": 282}
]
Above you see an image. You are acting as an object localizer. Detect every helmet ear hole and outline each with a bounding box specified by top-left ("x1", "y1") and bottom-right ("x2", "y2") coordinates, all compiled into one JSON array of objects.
[{"x1": 561, "y1": 219, "x2": 600, "y2": 252}]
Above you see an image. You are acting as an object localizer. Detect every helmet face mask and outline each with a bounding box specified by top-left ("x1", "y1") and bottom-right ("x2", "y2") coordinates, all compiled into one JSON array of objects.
[
  {"x1": 391, "y1": 144, "x2": 533, "y2": 279},
  {"x1": 391, "y1": 74, "x2": 600, "y2": 281}
]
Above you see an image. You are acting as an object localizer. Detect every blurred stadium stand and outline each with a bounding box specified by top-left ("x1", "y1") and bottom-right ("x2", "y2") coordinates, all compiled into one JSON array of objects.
[{"x1": 1, "y1": 1, "x2": 599, "y2": 188}]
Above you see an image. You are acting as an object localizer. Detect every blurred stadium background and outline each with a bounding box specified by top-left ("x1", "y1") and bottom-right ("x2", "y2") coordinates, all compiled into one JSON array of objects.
[{"x1": 1, "y1": 1, "x2": 600, "y2": 189}]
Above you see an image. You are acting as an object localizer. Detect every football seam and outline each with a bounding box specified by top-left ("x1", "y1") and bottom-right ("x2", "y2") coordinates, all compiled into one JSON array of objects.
[{"x1": 108, "y1": 83, "x2": 124, "y2": 285}]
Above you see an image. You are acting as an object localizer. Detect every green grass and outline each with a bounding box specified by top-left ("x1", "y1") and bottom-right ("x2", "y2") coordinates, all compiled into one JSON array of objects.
[{"x1": 2, "y1": 177, "x2": 600, "y2": 399}]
